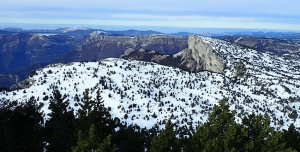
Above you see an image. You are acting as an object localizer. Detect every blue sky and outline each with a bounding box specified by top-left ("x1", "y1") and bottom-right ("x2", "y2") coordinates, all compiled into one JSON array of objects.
[{"x1": 1, "y1": 0, "x2": 300, "y2": 32}]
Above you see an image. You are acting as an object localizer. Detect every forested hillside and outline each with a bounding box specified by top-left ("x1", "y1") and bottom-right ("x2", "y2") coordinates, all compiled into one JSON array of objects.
[{"x1": 1, "y1": 96, "x2": 300, "y2": 151}]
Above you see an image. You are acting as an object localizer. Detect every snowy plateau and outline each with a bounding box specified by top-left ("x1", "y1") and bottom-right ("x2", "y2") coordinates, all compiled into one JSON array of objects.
[{"x1": 1, "y1": 35, "x2": 300, "y2": 131}]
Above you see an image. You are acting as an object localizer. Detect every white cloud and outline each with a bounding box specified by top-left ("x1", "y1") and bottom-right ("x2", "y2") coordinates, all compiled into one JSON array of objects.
[{"x1": 1, "y1": 0, "x2": 300, "y2": 30}]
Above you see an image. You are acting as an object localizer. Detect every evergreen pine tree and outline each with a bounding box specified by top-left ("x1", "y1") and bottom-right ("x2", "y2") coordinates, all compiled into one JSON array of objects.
[
  {"x1": 0, "y1": 97, "x2": 44, "y2": 152},
  {"x1": 72, "y1": 124, "x2": 115, "y2": 152},
  {"x1": 282, "y1": 123, "x2": 300, "y2": 151},
  {"x1": 188, "y1": 98, "x2": 245, "y2": 151},
  {"x1": 97, "y1": 134, "x2": 115, "y2": 152},
  {"x1": 149, "y1": 119, "x2": 180, "y2": 152},
  {"x1": 74, "y1": 89, "x2": 115, "y2": 150},
  {"x1": 44, "y1": 90, "x2": 75, "y2": 152},
  {"x1": 241, "y1": 113, "x2": 286, "y2": 151},
  {"x1": 112, "y1": 124, "x2": 145, "y2": 152}
]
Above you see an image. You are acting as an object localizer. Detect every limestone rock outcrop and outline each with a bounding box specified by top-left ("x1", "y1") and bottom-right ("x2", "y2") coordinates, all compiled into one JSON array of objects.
[
  {"x1": 174, "y1": 35, "x2": 225, "y2": 73},
  {"x1": 122, "y1": 35, "x2": 225, "y2": 73}
]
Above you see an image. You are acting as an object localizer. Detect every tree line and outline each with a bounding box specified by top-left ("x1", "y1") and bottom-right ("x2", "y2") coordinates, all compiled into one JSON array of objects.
[{"x1": 0, "y1": 90, "x2": 300, "y2": 152}]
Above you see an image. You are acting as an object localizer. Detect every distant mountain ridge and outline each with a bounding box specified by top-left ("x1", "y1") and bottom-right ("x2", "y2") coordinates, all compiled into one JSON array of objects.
[
  {"x1": 221, "y1": 36, "x2": 300, "y2": 54},
  {"x1": 1, "y1": 27, "x2": 300, "y2": 88},
  {"x1": 0, "y1": 31, "x2": 188, "y2": 87},
  {"x1": 0, "y1": 27, "x2": 163, "y2": 36}
]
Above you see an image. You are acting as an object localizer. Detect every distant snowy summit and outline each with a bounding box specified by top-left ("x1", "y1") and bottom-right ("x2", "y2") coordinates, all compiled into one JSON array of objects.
[{"x1": 56, "y1": 27, "x2": 92, "y2": 33}]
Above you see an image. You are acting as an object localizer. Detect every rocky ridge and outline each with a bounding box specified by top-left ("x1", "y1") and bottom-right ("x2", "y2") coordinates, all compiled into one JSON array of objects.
[
  {"x1": 122, "y1": 35, "x2": 226, "y2": 73},
  {"x1": 223, "y1": 36, "x2": 300, "y2": 54},
  {"x1": 174, "y1": 35, "x2": 225, "y2": 73}
]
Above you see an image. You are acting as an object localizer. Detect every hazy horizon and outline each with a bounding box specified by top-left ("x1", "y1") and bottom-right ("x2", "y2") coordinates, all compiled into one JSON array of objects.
[
  {"x1": 1, "y1": 23, "x2": 299, "y2": 34},
  {"x1": 1, "y1": 0, "x2": 300, "y2": 32}
]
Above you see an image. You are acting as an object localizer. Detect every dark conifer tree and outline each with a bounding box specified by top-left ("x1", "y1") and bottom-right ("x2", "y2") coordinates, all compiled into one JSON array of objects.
[
  {"x1": 112, "y1": 124, "x2": 145, "y2": 152},
  {"x1": 0, "y1": 97, "x2": 44, "y2": 152},
  {"x1": 188, "y1": 98, "x2": 245, "y2": 151},
  {"x1": 74, "y1": 89, "x2": 115, "y2": 150},
  {"x1": 44, "y1": 90, "x2": 75, "y2": 152},
  {"x1": 282, "y1": 123, "x2": 300, "y2": 151},
  {"x1": 72, "y1": 124, "x2": 115, "y2": 152},
  {"x1": 241, "y1": 113, "x2": 286, "y2": 151},
  {"x1": 149, "y1": 119, "x2": 180, "y2": 152}
]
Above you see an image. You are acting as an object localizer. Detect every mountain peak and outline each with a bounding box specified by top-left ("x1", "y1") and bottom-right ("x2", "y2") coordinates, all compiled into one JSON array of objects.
[
  {"x1": 122, "y1": 35, "x2": 226, "y2": 73},
  {"x1": 174, "y1": 35, "x2": 225, "y2": 73}
]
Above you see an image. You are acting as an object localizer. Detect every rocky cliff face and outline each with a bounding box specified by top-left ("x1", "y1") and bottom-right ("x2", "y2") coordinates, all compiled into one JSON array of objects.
[
  {"x1": 174, "y1": 35, "x2": 225, "y2": 73},
  {"x1": 122, "y1": 35, "x2": 226, "y2": 73}
]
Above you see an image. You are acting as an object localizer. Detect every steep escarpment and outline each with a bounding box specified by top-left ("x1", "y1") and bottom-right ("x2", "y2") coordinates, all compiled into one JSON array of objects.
[
  {"x1": 122, "y1": 35, "x2": 225, "y2": 73},
  {"x1": 174, "y1": 35, "x2": 225, "y2": 73}
]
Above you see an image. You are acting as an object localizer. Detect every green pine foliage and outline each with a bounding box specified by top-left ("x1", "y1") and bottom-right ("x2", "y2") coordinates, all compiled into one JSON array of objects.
[
  {"x1": 44, "y1": 90, "x2": 75, "y2": 152},
  {"x1": 149, "y1": 119, "x2": 180, "y2": 152},
  {"x1": 241, "y1": 113, "x2": 286, "y2": 151},
  {"x1": 188, "y1": 98, "x2": 292, "y2": 152},
  {"x1": 188, "y1": 98, "x2": 245, "y2": 151},
  {"x1": 73, "y1": 89, "x2": 115, "y2": 151},
  {"x1": 283, "y1": 123, "x2": 300, "y2": 151},
  {"x1": 72, "y1": 124, "x2": 115, "y2": 152},
  {"x1": 97, "y1": 134, "x2": 115, "y2": 152}
]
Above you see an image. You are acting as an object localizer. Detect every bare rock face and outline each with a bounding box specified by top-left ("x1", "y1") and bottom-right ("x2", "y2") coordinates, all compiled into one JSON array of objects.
[
  {"x1": 175, "y1": 35, "x2": 225, "y2": 73},
  {"x1": 9, "y1": 78, "x2": 33, "y2": 90},
  {"x1": 235, "y1": 60, "x2": 246, "y2": 77},
  {"x1": 122, "y1": 35, "x2": 225, "y2": 73}
]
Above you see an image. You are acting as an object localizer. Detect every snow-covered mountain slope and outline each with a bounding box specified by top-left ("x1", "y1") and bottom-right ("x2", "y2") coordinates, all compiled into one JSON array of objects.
[{"x1": 1, "y1": 35, "x2": 300, "y2": 131}]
